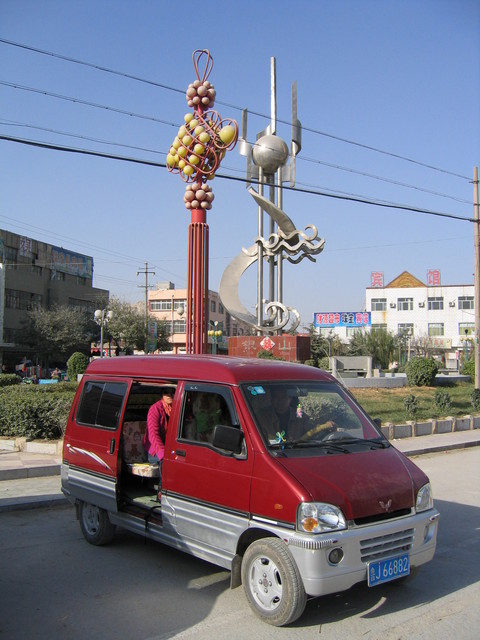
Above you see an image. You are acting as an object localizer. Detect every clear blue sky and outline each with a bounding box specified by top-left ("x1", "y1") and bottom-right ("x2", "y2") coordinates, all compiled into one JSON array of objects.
[{"x1": 1, "y1": 0, "x2": 479, "y2": 331}]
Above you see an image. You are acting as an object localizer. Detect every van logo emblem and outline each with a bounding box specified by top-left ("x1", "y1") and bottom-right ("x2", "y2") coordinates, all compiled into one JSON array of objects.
[{"x1": 379, "y1": 499, "x2": 392, "y2": 512}]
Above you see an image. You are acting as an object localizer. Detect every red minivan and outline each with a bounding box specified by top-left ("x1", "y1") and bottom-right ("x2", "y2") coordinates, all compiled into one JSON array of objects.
[{"x1": 62, "y1": 355, "x2": 439, "y2": 626}]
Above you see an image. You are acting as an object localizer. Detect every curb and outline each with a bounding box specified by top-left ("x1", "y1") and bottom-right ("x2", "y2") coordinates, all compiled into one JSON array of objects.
[
  {"x1": 0, "y1": 464, "x2": 61, "y2": 481},
  {"x1": 0, "y1": 495, "x2": 69, "y2": 513}
]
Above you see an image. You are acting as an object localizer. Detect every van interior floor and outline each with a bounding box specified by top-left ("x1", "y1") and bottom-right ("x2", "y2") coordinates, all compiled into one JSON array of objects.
[{"x1": 122, "y1": 486, "x2": 159, "y2": 508}]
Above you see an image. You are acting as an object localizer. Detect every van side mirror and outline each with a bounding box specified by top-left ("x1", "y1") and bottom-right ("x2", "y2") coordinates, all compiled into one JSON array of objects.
[
  {"x1": 212, "y1": 424, "x2": 243, "y2": 454},
  {"x1": 373, "y1": 418, "x2": 381, "y2": 428}
]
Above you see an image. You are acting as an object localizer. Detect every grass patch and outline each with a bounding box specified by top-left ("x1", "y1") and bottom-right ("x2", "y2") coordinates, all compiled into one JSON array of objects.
[{"x1": 350, "y1": 381, "x2": 477, "y2": 424}]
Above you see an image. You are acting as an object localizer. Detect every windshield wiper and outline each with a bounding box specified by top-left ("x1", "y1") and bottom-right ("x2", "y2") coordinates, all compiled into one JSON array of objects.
[
  {"x1": 332, "y1": 437, "x2": 389, "y2": 449},
  {"x1": 269, "y1": 440, "x2": 351, "y2": 454}
]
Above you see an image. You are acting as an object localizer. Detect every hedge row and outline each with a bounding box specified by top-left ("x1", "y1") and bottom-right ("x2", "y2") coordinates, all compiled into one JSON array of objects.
[{"x1": 0, "y1": 383, "x2": 77, "y2": 440}]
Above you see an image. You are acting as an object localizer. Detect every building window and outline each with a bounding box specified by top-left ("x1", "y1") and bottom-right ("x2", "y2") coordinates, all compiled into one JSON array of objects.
[
  {"x1": 150, "y1": 300, "x2": 172, "y2": 311},
  {"x1": 397, "y1": 298, "x2": 413, "y2": 311},
  {"x1": 371, "y1": 324, "x2": 387, "y2": 332},
  {"x1": 218, "y1": 302, "x2": 224, "y2": 315},
  {"x1": 210, "y1": 300, "x2": 216, "y2": 313},
  {"x1": 173, "y1": 319, "x2": 186, "y2": 333},
  {"x1": 3, "y1": 245, "x2": 18, "y2": 269},
  {"x1": 174, "y1": 299, "x2": 186, "y2": 312},
  {"x1": 371, "y1": 298, "x2": 386, "y2": 311},
  {"x1": 458, "y1": 296, "x2": 474, "y2": 310},
  {"x1": 346, "y1": 327, "x2": 364, "y2": 337},
  {"x1": 459, "y1": 323, "x2": 475, "y2": 336},
  {"x1": 428, "y1": 297, "x2": 444, "y2": 310},
  {"x1": 5, "y1": 289, "x2": 42, "y2": 310},
  {"x1": 428, "y1": 323, "x2": 444, "y2": 337},
  {"x1": 398, "y1": 323, "x2": 414, "y2": 336}
]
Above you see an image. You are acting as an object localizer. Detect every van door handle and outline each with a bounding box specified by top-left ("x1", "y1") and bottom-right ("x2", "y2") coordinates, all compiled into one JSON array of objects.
[
  {"x1": 174, "y1": 449, "x2": 186, "y2": 457},
  {"x1": 109, "y1": 439, "x2": 116, "y2": 454}
]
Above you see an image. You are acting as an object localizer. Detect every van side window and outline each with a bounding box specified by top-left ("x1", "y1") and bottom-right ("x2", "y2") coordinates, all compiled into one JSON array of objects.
[
  {"x1": 76, "y1": 381, "x2": 127, "y2": 429},
  {"x1": 180, "y1": 390, "x2": 234, "y2": 443}
]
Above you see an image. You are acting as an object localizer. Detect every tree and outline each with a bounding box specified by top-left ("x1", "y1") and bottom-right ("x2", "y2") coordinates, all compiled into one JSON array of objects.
[
  {"x1": 306, "y1": 324, "x2": 346, "y2": 366},
  {"x1": 348, "y1": 328, "x2": 396, "y2": 370},
  {"x1": 107, "y1": 297, "x2": 170, "y2": 354},
  {"x1": 19, "y1": 304, "x2": 92, "y2": 369}
]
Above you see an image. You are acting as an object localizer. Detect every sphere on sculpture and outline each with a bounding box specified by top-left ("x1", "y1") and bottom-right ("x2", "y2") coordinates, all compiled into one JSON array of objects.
[{"x1": 252, "y1": 134, "x2": 289, "y2": 174}]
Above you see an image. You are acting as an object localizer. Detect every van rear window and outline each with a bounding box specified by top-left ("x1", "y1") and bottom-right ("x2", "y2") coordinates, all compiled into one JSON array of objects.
[{"x1": 76, "y1": 381, "x2": 127, "y2": 429}]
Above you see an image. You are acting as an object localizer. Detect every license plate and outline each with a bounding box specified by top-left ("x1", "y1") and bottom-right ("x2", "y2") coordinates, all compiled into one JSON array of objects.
[{"x1": 367, "y1": 553, "x2": 410, "y2": 586}]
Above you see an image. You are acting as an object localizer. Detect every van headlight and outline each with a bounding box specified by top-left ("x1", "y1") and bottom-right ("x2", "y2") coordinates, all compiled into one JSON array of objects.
[
  {"x1": 416, "y1": 483, "x2": 433, "y2": 512},
  {"x1": 297, "y1": 502, "x2": 347, "y2": 534}
]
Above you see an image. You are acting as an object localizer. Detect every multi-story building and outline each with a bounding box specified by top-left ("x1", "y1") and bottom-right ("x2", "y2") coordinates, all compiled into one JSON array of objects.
[
  {"x1": 0, "y1": 229, "x2": 108, "y2": 370},
  {"x1": 148, "y1": 282, "x2": 250, "y2": 354},
  {"x1": 314, "y1": 271, "x2": 474, "y2": 370},
  {"x1": 365, "y1": 271, "x2": 474, "y2": 369}
]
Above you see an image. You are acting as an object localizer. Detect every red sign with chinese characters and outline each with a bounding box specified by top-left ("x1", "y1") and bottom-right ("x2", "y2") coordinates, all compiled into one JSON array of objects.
[
  {"x1": 427, "y1": 269, "x2": 441, "y2": 286},
  {"x1": 371, "y1": 272, "x2": 384, "y2": 288}
]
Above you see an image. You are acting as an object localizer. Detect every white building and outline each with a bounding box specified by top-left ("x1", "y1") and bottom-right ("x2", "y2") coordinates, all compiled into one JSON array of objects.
[
  {"x1": 365, "y1": 271, "x2": 474, "y2": 369},
  {"x1": 314, "y1": 271, "x2": 474, "y2": 370}
]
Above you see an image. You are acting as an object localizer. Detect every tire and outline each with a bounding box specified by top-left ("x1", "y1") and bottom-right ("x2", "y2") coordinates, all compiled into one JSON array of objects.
[
  {"x1": 241, "y1": 537, "x2": 307, "y2": 626},
  {"x1": 79, "y1": 501, "x2": 116, "y2": 546}
]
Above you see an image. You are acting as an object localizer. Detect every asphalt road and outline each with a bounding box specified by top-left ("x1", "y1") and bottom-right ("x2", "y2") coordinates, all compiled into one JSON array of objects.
[{"x1": 0, "y1": 448, "x2": 478, "y2": 640}]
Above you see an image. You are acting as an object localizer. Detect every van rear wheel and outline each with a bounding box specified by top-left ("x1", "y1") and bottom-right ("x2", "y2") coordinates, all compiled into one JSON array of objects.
[
  {"x1": 241, "y1": 537, "x2": 307, "y2": 626},
  {"x1": 79, "y1": 501, "x2": 116, "y2": 546}
]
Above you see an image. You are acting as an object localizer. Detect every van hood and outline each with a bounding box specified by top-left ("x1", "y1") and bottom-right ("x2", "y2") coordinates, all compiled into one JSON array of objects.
[{"x1": 276, "y1": 446, "x2": 428, "y2": 521}]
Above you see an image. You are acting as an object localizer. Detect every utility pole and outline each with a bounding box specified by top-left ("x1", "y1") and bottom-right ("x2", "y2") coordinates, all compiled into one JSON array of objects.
[
  {"x1": 136, "y1": 262, "x2": 155, "y2": 353},
  {"x1": 474, "y1": 167, "x2": 479, "y2": 389}
]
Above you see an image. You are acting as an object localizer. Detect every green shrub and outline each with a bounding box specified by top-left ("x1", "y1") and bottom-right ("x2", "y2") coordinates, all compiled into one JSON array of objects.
[
  {"x1": 0, "y1": 374, "x2": 21, "y2": 388},
  {"x1": 471, "y1": 388, "x2": 480, "y2": 412},
  {"x1": 304, "y1": 359, "x2": 317, "y2": 367},
  {"x1": 67, "y1": 352, "x2": 89, "y2": 381},
  {"x1": 461, "y1": 360, "x2": 474, "y2": 378},
  {"x1": 257, "y1": 350, "x2": 283, "y2": 360},
  {"x1": 300, "y1": 395, "x2": 360, "y2": 430},
  {"x1": 433, "y1": 389, "x2": 451, "y2": 413},
  {"x1": 404, "y1": 394, "x2": 418, "y2": 419},
  {"x1": 0, "y1": 385, "x2": 76, "y2": 439},
  {"x1": 405, "y1": 357, "x2": 439, "y2": 386},
  {"x1": 318, "y1": 356, "x2": 330, "y2": 370}
]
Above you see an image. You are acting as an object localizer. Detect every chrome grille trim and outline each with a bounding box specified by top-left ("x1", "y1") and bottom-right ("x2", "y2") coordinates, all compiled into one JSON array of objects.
[
  {"x1": 288, "y1": 536, "x2": 339, "y2": 550},
  {"x1": 360, "y1": 528, "x2": 414, "y2": 562}
]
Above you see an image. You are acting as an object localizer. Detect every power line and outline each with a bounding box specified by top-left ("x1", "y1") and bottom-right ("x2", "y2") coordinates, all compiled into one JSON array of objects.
[
  {"x1": 0, "y1": 38, "x2": 471, "y2": 180},
  {"x1": 0, "y1": 133, "x2": 474, "y2": 222},
  {"x1": 0, "y1": 80, "x2": 178, "y2": 128},
  {"x1": 1, "y1": 118, "x2": 471, "y2": 206}
]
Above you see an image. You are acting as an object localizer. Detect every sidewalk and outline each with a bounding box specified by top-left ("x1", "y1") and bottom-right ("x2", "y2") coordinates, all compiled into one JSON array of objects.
[{"x1": 0, "y1": 430, "x2": 479, "y2": 512}]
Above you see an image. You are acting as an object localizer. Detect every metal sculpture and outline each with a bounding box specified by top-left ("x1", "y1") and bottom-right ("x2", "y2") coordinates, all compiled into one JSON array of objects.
[
  {"x1": 219, "y1": 58, "x2": 325, "y2": 334},
  {"x1": 167, "y1": 50, "x2": 238, "y2": 353}
]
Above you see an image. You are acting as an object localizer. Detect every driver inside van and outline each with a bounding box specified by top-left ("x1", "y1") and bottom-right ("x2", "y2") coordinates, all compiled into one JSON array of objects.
[{"x1": 259, "y1": 386, "x2": 313, "y2": 444}]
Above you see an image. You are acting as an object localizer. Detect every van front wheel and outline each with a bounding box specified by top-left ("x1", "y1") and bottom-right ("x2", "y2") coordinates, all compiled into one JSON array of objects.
[
  {"x1": 79, "y1": 501, "x2": 116, "y2": 546},
  {"x1": 241, "y1": 538, "x2": 307, "y2": 626}
]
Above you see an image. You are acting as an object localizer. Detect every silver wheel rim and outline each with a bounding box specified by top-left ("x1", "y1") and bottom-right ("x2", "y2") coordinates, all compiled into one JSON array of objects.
[
  {"x1": 82, "y1": 504, "x2": 100, "y2": 536},
  {"x1": 248, "y1": 554, "x2": 283, "y2": 612}
]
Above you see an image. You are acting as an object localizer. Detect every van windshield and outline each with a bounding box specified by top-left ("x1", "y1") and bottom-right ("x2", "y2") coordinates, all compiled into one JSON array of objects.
[{"x1": 241, "y1": 381, "x2": 387, "y2": 451}]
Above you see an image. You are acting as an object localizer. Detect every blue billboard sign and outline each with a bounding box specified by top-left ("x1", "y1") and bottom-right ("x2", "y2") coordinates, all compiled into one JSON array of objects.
[{"x1": 314, "y1": 311, "x2": 371, "y2": 328}]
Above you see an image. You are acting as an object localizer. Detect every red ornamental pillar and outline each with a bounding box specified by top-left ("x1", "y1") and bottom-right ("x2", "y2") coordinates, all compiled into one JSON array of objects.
[
  {"x1": 166, "y1": 50, "x2": 238, "y2": 354},
  {"x1": 186, "y1": 206, "x2": 209, "y2": 353}
]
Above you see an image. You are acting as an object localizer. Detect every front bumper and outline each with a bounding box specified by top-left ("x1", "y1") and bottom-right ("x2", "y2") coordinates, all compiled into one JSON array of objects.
[{"x1": 286, "y1": 508, "x2": 439, "y2": 597}]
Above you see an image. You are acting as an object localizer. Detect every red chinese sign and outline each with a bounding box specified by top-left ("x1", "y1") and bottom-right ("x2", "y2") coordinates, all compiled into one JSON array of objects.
[
  {"x1": 428, "y1": 269, "x2": 441, "y2": 286},
  {"x1": 371, "y1": 272, "x2": 384, "y2": 288}
]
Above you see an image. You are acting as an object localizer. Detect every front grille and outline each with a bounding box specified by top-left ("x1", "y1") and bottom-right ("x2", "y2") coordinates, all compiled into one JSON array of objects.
[{"x1": 360, "y1": 528, "x2": 414, "y2": 563}]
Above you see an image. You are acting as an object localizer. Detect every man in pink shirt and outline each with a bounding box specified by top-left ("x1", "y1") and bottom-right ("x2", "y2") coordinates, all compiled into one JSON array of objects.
[{"x1": 143, "y1": 386, "x2": 175, "y2": 498}]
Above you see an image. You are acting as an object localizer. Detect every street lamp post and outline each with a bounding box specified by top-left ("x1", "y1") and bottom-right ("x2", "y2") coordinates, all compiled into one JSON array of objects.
[
  {"x1": 208, "y1": 320, "x2": 223, "y2": 355},
  {"x1": 94, "y1": 309, "x2": 113, "y2": 358}
]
